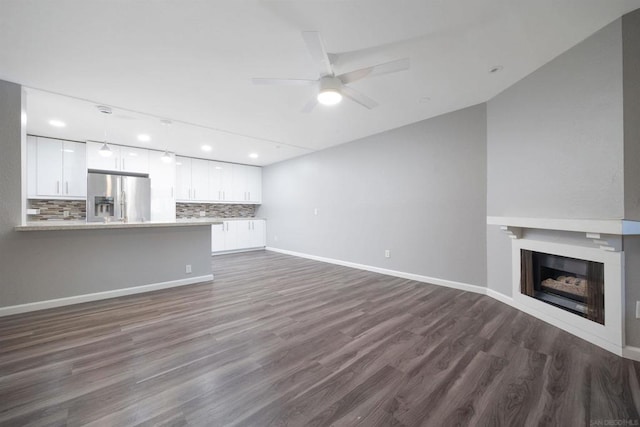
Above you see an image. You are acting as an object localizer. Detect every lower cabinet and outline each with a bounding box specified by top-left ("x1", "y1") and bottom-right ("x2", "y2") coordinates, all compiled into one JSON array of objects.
[{"x1": 211, "y1": 219, "x2": 265, "y2": 253}]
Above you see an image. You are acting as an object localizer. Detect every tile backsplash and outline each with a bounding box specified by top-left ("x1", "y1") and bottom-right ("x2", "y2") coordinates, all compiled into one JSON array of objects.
[
  {"x1": 176, "y1": 203, "x2": 257, "y2": 219},
  {"x1": 28, "y1": 199, "x2": 87, "y2": 221}
]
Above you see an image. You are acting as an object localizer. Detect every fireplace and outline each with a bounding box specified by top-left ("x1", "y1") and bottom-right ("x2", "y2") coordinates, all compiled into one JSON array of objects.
[{"x1": 520, "y1": 250, "x2": 604, "y2": 324}]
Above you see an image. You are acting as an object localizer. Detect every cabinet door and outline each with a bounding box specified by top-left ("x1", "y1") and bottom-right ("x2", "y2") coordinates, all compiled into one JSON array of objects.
[
  {"x1": 209, "y1": 161, "x2": 224, "y2": 202},
  {"x1": 175, "y1": 157, "x2": 192, "y2": 201},
  {"x1": 120, "y1": 146, "x2": 149, "y2": 174},
  {"x1": 27, "y1": 136, "x2": 37, "y2": 198},
  {"x1": 250, "y1": 220, "x2": 266, "y2": 248},
  {"x1": 36, "y1": 137, "x2": 63, "y2": 196},
  {"x1": 246, "y1": 166, "x2": 262, "y2": 204},
  {"x1": 223, "y1": 221, "x2": 239, "y2": 251},
  {"x1": 211, "y1": 223, "x2": 226, "y2": 252},
  {"x1": 62, "y1": 140, "x2": 86, "y2": 198},
  {"x1": 232, "y1": 164, "x2": 249, "y2": 202},
  {"x1": 190, "y1": 158, "x2": 209, "y2": 201},
  {"x1": 86, "y1": 141, "x2": 119, "y2": 171},
  {"x1": 235, "y1": 220, "x2": 253, "y2": 249},
  {"x1": 149, "y1": 151, "x2": 176, "y2": 221}
]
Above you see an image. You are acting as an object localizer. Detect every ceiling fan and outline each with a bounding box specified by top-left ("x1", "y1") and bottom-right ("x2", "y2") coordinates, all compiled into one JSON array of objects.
[{"x1": 252, "y1": 31, "x2": 410, "y2": 112}]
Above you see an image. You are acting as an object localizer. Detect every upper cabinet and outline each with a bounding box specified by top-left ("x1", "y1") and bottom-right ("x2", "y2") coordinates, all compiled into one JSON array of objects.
[
  {"x1": 232, "y1": 164, "x2": 262, "y2": 203},
  {"x1": 27, "y1": 136, "x2": 86, "y2": 199},
  {"x1": 175, "y1": 156, "x2": 209, "y2": 202},
  {"x1": 209, "y1": 161, "x2": 234, "y2": 202},
  {"x1": 86, "y1": 141, "x2": 149, "y2": 174}
]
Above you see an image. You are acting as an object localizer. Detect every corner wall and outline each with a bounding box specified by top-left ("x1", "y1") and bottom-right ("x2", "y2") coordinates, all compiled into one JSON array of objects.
[{"x1": 259, "y1": 104, "x2": 487, "y2": 288}]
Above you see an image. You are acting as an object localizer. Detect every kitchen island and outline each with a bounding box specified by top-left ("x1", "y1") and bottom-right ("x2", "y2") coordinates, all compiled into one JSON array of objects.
[{"x1": 3, "y1": 218, "x2": 261, "y2": 316}]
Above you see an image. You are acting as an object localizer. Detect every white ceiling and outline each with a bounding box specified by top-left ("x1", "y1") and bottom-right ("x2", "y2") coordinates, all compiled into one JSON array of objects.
[{"x1": 1, "y1": 0, "x2": 638, "y2": 166}]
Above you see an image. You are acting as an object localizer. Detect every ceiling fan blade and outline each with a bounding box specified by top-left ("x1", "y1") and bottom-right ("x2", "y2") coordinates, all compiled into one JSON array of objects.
[
  {"x1": 342, "y1": 86, "x2": 379, "y2": 109},
  {"x1": 301, "y1": 98, "x2": 318, "y2": 113},
  {"x1": 301, "y1": 31, "x2": 333, "y2": 77},
  {"x1": 337, "y1": 58, "x2": 410, "y2": 85},
  {"x1": 252, "y1": 78, "x2": 316, "y2": 86}
]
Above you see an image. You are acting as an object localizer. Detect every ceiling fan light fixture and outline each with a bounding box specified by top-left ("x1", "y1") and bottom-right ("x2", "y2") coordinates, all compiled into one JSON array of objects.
[
  {"x1": 317, "y1": 89, "x2": 342, "y2": 106},
  {"x1": 317, "y1": 76, "x2": 343, "y2": 106}
]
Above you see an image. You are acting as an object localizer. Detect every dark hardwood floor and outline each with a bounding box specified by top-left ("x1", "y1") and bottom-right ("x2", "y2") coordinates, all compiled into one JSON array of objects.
[{"x1": 1, "y1": 250, "x2": 640, "y2": 426}]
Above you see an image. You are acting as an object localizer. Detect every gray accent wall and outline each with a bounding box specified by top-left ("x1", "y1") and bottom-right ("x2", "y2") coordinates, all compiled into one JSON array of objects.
[
  {"x1": 259, "y1": 104, "x2": 487, "y2": 288},
  {"x1": 0, "y1": 79, "x2": 212, "y2": 309},
  {"x1": 487, "y1": 19, "x2": 624, "y2": 220},
  {"x1": 623, "y1": 10, "x2": 640, "y2": 221},
  {"x1": 486, "y1": 19, "x2": 625, "y2": 298}
]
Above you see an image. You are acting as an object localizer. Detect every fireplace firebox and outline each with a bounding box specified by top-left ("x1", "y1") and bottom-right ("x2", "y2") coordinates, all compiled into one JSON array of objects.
[{"x1": 520, "y1": 250, "x2": 604, "y2": 325}]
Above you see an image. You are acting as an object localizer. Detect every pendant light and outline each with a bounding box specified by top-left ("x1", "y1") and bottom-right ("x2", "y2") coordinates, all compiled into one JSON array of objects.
[
  {"x1": 160, "y1": 119, "x2": 172, "y2": 163},
  {"x1": 97, "y1": 106, "x2": 113, "y2": 157}
]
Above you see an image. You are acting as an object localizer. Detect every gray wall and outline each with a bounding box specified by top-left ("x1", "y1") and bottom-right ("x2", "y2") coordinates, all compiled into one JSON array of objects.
[
  {"x1": 0, "y1": 79, "x2": 212, "y2": 309},
  {"x1": 486, "y1": 19, "x2": 625, "y2": 297},
  {"x1": 623, "y1": 10, "x2": 640, "y2": 221},
  {"x1": 487, "y1": 19, "x2": 624, "y2": 220},
  {"x1": 259, "y1": 104, "x2": 487, "y2": 288}
]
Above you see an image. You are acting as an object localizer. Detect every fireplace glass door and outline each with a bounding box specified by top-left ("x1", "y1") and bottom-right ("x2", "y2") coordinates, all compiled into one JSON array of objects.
[{"x1": 521, "y1": 250, "x2": 604, "y2": 325}]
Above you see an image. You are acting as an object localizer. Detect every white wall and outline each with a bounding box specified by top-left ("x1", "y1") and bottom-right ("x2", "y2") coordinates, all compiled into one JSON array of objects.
[{"x1": 259, "y1": 104, "x2": 487, "y2": 288}]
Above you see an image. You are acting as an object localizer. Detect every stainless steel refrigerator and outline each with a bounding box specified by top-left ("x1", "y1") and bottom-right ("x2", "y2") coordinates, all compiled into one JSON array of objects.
[{"x1": 87, "y1": 172, "x2": 151, "y2": 222}]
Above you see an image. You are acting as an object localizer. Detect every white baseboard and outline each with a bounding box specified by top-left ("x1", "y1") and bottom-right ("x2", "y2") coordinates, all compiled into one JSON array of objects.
[
  {"x1": 486, "y1": 288, "x2": 514, "y2": 306},
  {"x1": 266, "y1": 247, "x2": 486, "y2": 295},
  {"x1": 622, "y1": 346, "x2": 640, "y2": 362},
  {"x1": 0, "y1": 274, "x2": 214, "y2": 317}
]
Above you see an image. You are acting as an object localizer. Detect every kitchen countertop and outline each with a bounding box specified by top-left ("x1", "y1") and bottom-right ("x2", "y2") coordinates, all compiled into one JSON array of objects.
[{"x1": 15, "y1": 217, "x2": 265, "y2": 231}]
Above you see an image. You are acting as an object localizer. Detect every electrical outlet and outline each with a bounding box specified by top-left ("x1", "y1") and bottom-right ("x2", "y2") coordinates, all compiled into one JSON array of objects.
[
  {"x1": 200, "y1": 211, "x2": 206, "y2": 217},
  {"x1": 63, "y1": 210, "x2": 70, "y2": 218},
  {"x1": 185, "y1": 264, "x2": 192, "y2": 274},
  {"x1": 385, "y1": 250, "x2": 390, "y2": 258},
  {"x1": 636, "y1": 301, "x2": 640, "y2": 319}
]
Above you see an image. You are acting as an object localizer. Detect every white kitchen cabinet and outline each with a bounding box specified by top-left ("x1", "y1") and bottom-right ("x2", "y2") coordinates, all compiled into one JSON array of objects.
[
  {"x1": 149, "y1": 151, "x2": 176, "y2": 221},
  {"x1": 209, "y1": 161, "x2": 234, "y2": 202},
  {"x1": 29, "y1": 136, "x2": 86, "y2": 199},
  {"x1": 119, "y1": 146, "x2": 150, "y2": 174},
  {"x1": 211, "y1": 219, "x2": 265, "y2": 253},
  {"x1": 86, "y1": 141, "x2": 149, "y2": 174},
  {"x1": 211, "y1": 220, "x2": 238, "y2": 252},
  {"x1": 232, "y1": 164, "x2": 262, "y2": 204},
  {"x1": 176, "y1": 156, "x2": 209, "y2": 202}
]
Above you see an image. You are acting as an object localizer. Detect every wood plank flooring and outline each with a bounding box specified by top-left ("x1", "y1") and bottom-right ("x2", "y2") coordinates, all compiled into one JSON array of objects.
[{"x1": 1, "y1": 250, "x2": 640, "y2": 426}]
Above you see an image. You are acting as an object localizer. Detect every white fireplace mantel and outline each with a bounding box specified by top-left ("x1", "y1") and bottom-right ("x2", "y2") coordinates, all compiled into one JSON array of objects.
[{"x1": 487, "y1": 216, "x2": 640, "y2": 235}]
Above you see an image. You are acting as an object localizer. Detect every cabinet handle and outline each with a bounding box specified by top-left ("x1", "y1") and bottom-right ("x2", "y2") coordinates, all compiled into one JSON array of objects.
[
  {"x1": 56, "y1": 181, "x2": 60, "y2": 194},
  {"x1": 171, "y1": 187, "x2": 174, "y2": 198},
  {"x1": 223, "y1": 191, "x2": 225, "y2": 200},
  {"x1": 248, "y1": 191, "x2": 251, "y2": 201},
  {"x1": 65, "y1": 182, "x2": 69, "y2": 194},
  {"x1": 115, "y1": 158, "x2": 118, "y2": 169},
  {"x1": 218, "y1": 191, "x2": 221, "y2": 200},
  {"x1": 193, "y1": 189, "x2": 196, "y2": 199},
  {"x1": 123, "y1": 158, "x2": 126, "y2": 170}
]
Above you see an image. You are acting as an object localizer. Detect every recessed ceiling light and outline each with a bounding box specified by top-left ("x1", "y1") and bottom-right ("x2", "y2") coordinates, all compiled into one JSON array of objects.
[
  {"x1": 249, "y1": 153, "x2": 259, "y2": 159},
  {"x1": 49, "y1": 119, "x2": 66, "y2": 127},
  {"x1": 137, "y1": 134, "x2": 151, "y2": 142},
  {"x1": 489, "y1": 65, "x2": 504, "y2": 74},
  {"x1": 201, "y1": 145, "x2": 212, "y2": 152},
  {"x1": 215, "y1": 166, "x2": 222, "y2": 170}
]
